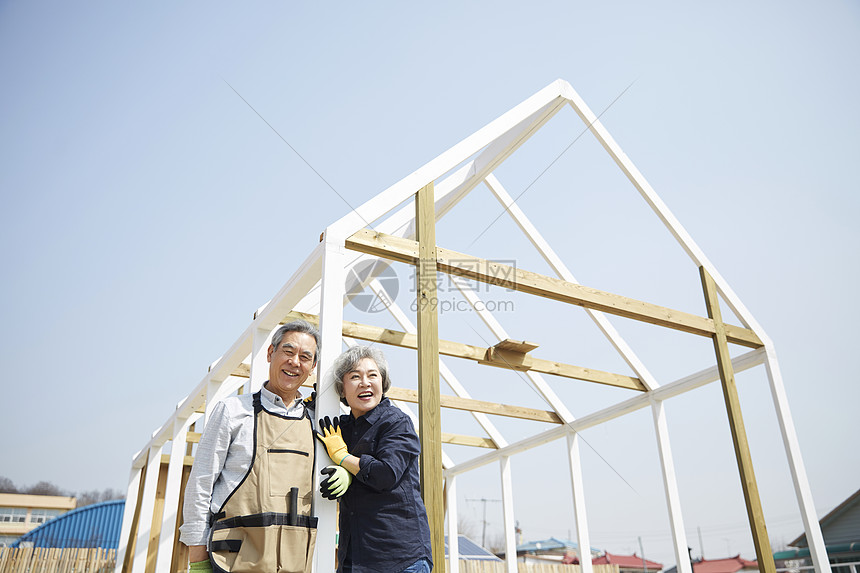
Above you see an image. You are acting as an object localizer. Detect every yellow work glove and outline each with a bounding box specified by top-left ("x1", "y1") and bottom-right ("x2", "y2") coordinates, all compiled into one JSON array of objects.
[
  {"x1": 315, "y1": 416, "x2": 349, "y2": 465},
  {"x1": 302, "y1": 383, "x2": 317, "y2": 411},
  {"x1": 189, "y1": 560, "x2": 212, "y2": 573}
]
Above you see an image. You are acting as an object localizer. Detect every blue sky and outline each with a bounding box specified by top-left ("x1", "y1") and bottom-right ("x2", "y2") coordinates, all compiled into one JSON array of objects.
[{"x1": 1, "y1": 1, "x2": 858, "y2": 568}]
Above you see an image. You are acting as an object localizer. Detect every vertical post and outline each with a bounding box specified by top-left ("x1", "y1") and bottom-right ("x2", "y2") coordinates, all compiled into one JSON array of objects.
[
  {"x1": 154, "y1": 415, "x2": 196, "y2": 573},
  {"x1": 249, "y1": 327, "x2": 272, "y2": 394},
  {"x1": 567, "y1": 432, "x2": 593, "y2": 573},
  {"x1": 763, "y1": 352, "x2": 831, "y2": 573},
  {"x1": 131, "y1": 445, "x2": 163, "y2": 573},
  {"x1": 145, "y1": 458, "x2": 170, "y2": 573},
  {"x1": 446, "y1": 477, "x2": 460, "y2": 573},
  {"x1": 416, "y1": 181, "x2": 445, "y2": 572},
  {"x1": 651, "y1": 400, "x2": 692, "y2": 573},
  {"x1": 700, "y1": 267, "x2": 776, "y2": 573},
  {"x1": 500, "y1": 457, "x2": 519, "y2": 573},
  {"x1": 312, "y1": 231, "x2": 347, "y2": 573},
  {"x1": 115, "y1": 464, "x2": 144, "y2": 573}
]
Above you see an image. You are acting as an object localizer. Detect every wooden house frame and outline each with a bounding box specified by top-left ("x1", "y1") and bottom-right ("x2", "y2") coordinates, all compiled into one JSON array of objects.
[{"x1": 115, "y1": 79, "x2": 830, "y2": 573}]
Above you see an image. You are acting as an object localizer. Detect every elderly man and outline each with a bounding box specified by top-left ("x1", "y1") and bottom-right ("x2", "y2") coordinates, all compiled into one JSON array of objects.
[{"x1": 180, "y1": 319, "x2": 350, "y2": 573}]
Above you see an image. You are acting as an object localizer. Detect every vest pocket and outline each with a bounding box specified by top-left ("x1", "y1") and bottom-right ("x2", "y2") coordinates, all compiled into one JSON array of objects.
[
  {"x1": 278, "y1": 525, "x2": 317, "y2": 573},
  {"x1": 210, "y1": 527, "x2": 250, "y2": 573},
  {"x1": 267, "y1": 448, "x2": 312, "y2": 501}
]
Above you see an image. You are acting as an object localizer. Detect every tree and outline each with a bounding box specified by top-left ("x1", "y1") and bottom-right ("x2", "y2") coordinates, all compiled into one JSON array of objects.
[
  {"x1": 0, "y1": 476, "x2": 18, "y2": 493},
  {"x1": 23, "y1": 481, "x2": 67, "y2": 496},
  {"x1": 76, "y1": 488, "x2": 124, "y2": 508}
]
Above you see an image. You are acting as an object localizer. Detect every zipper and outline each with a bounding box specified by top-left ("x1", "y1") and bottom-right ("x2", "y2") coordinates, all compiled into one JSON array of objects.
[{"x1": 268, "y1": 448, "x2": 309, "y2": 456}]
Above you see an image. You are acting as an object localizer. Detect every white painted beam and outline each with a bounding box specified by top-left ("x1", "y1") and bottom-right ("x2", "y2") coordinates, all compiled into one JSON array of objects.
[
  {"x1": 568, "y1": 432, "x2": 593, "y2": 573},
  {"x1": 500, "y1": 456, "x2": 519, "y2": 573},
  {"x1": 651, "y1": 400, "x2": 692, "y2": 573},
  {"x1": 312, "y1": 233, "x2": 347, "y2": 573},
  {"x1": 764, "y1": 349, "x2": 831, "y2": 573},
  {"x1": 446, "y1": 476, "x2": 460, "y2": 573},
  {"x1": 114, "y1": 465, "x2": 143, "y2": 573},
  {"x1": 155, "y1": 413, "x2": 201, "y2": 573},
  {"x1": 327, "y1": 80, "x2": 571, "y2": 237},
  {"x1": 131, "y1": 444, "x2": 163, "y2": 573}
]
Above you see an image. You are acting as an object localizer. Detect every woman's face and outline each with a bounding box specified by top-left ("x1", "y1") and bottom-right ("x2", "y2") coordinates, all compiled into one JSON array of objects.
[{"x1": 342, "y1": 357, "x2": 383, "y2": 417}]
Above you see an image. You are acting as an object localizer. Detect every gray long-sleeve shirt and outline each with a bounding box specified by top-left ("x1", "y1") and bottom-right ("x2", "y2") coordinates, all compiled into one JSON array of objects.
[{"x1": 179, "y1": 384, "x2": 306, "y2": 546}]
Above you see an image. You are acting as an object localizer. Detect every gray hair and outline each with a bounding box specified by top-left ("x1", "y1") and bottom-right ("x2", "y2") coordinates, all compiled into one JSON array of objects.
[
  {"x1": 330, "y1": 345, "x2": 392, "y2": 405},
  {"x1": 271, "y1": 320, "x2": 321, "y2": 365}
]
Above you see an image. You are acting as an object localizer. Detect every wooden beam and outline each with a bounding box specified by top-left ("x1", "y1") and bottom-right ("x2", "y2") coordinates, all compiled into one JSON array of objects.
[
  {"x1": 284, "y1": 310, "x2": 645, "y2": 391},
  {"x1": 386, "y1": 386, "x2": 563, "y2": 424},
  {"x1": 345, "y1": 229, "x2": 763, "y2": 348},
  {"x1": 416, "y1": 182, "x2": 445, "y2": 572},
  {"x1": 493, "y1": 339, "x2": 539, "y2": 353},
  {"x1": 231, "y1": 364, "x2": 250, "y2": 378},
  {"x1": 700, "y1": 267, "x2": 776, "y2": 573},
  {"x1": 160, "y1": 454, "x2": 194, "y2": 467},
  {"x1": 440, "y1": 433, "x2": 497, "y2": 449}
]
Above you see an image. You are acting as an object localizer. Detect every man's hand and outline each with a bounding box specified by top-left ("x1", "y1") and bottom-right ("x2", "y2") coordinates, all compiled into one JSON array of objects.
[
  {"x1": 187, "y1": 546, "x2": 209, "y2": 564},
  {"x1": 320, "y1": 465, "x2": 352, "y2": 499},
  {"x1": 189, "y1": 559, "x2": 212, "y2": 573},
  {"x1": 302, "y1": 383, "x2": 317, "y2": 410},
  {"x1": 315, "y1": 416, "x2": 349, "y2": 465}
]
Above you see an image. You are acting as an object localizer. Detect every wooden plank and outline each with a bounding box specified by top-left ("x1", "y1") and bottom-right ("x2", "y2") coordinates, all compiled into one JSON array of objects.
[
  {"x1": 416, "y1": 182, "x2": 446, "y2": 572},
  {"x1": 231, "y1": 363, "x2": 250, "y2": 378},
  {"x1": 346, "y1": 229, "x2": 763, "y2": 348},
  {"x1": 386, "y1": 387, "x2": 562, "y2": 424},
  {"x1": 494, "y1": 339, "x2": 539, "y2": 353},
  {"x1": 284, "y1": 310, "x2": 645, "y2": 391},
  {"x1": 700, "y1": 267, "x2": 775, "y2": 573},
  {"x1": 441, "y1": 432, "x2": 497, "y2": 449},
  {"x1": 145, "y1": 461, "x2": 170, "y2": 573},
  {"x1": 160, "y1": 453, "x2": 195, "y2": 466}
]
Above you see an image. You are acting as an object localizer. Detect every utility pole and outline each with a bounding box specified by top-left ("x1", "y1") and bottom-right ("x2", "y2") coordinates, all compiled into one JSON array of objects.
[{"x1": 466, "y1": 498, "x2": 501, "y2": 549}]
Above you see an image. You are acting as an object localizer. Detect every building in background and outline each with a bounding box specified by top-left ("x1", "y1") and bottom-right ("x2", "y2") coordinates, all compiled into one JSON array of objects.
[
  {"x1": 0, "y1": 493, "x2": 76, "y2": 547},
  {"x1": 505, "y1": 537, "x2": 602, "y2": 565},
  {"x1": 593, "y1": 551, "x2": 663, "y2": 573},
  {"x1": 774, "y1": 487, "x2": 860, "y2": 572},
  {"x1": 444, "y1": 534, "x2": 502, "y2": 562},
  {"x1": 11, "y1": 499, "x2": 124, "y2": 549}
]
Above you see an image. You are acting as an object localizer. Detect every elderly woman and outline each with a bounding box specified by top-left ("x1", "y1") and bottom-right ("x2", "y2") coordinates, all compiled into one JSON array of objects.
[{"x1": 316, "y1": 346, "x2": 433, "y2": 573}]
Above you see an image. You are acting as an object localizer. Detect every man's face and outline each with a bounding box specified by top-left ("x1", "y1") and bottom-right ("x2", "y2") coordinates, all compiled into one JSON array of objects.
[{"x1": 266, "y1": 331, "x2": 317, "y2": 402}]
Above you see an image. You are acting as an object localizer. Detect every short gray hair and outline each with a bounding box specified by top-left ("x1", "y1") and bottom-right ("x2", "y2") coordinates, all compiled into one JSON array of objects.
[
  {"x1": 271, "y1": 320, "x2": 321, "y2": 365},
  {"x1": 330, "y1": 346, "x2": 392, "y2": 405}
]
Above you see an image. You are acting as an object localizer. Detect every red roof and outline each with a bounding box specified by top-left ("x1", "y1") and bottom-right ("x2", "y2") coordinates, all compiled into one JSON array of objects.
[
  {"x1": 593, "y1": 552, "x2": 663, "y2": 570},
  {"x1": 693, "y1": 556, "x2": 758, "y2": 573}
]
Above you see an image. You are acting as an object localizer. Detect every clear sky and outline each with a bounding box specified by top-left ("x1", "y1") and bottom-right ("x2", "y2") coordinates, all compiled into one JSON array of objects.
[{"x1": 1, "y1": 1, "x2": 858, "y2": 569}]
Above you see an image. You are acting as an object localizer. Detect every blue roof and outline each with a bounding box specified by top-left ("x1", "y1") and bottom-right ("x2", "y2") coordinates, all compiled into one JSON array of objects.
[
  {"x1": 13, "y1": 500, "x2": 124, "y2": 549},
  {"x1": 445, "y1": 534, "x2": 501, "y2": 560},
  {"x1": 517, "y1": 537, "x2": 601, "y2": 555}
]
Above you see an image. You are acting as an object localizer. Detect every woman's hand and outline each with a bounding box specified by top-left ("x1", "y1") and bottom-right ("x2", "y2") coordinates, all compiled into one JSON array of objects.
[{"x1": 316, "y1": 416, "x2": 350, "y2": 465}]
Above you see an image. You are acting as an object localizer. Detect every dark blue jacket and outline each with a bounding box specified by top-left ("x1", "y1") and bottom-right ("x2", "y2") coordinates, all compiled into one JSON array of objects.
[{"x1": 337, "y1": 398, "x2": 433, "y2": 573}]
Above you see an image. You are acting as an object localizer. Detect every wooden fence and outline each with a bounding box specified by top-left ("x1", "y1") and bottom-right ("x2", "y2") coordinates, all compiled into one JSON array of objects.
[
  {"x1": 0, "y1": 548, "x2": 116, "y2": 573},
  {"x1": 458, "y1": 562, "x2": 619, "y2": 573},
  {"x1": 0, "y1": 548, "x2": 619, "y2": 573}
]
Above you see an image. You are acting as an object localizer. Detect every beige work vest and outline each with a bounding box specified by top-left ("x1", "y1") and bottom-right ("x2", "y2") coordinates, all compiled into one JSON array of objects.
[{"x1": 209, "y1": 392, "x2": 317, "y2": 573}]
